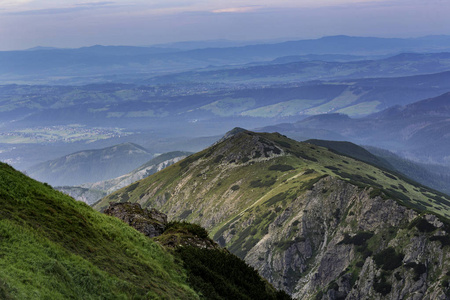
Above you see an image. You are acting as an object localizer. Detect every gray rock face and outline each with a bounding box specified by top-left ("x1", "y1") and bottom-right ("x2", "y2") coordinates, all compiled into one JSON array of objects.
[
  {"x1": 240, "y1": 177, "x2": 450, "y2": 299},
  {"x1": 104, "y1": 202, "x2": 167, "y2": 238}
]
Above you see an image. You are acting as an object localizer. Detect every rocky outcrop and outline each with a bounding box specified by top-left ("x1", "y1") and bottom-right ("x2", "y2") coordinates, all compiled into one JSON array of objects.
[
  {"x1": 241, "y1": 177, "x2": 450, "y2": 299},
  {"x1": 104, "y1": 202, "x2": 167, "y2": 238}
]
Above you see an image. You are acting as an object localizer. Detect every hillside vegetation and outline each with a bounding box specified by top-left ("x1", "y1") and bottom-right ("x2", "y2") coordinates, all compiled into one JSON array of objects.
[
  {"x1": 0, "y1": 161, "x2": 288, "y2": 299},
  {"x1": 96, "y1": 129, "x2": 450, "y2": 298}
]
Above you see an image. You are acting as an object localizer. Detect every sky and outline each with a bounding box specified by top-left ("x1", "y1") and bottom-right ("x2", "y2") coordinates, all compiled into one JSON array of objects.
[{"x1": 0, "y1": 0, "x2": 449, "y2": 50}]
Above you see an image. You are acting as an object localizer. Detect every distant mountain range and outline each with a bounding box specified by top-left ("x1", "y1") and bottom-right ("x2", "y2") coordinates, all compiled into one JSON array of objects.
[
  {"x1": 27, "y1": 142, "x2": 153, "y2": 186},
  {"x1": 2, "y1": 35, "x2": 450, "y2": 84},
  {"x1": 145, "y1": 52, "x2": 450, "y2": 85}
]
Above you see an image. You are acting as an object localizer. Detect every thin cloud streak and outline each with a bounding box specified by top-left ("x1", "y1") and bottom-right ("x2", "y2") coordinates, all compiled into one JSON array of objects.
[
  {"x1": 212, "y1": 6, "x2": 262, "y2": 14},
  {"x1": 4, "y1": 1, "x2": 116, "y2": 15}
]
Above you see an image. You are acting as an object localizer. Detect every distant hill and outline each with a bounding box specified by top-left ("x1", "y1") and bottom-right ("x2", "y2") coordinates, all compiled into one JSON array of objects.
[
  {"x1": 58, "y1": 151, "x2": 191, "y2": 204},
  {"x1": 261, "y1": 92, "x2": 450, "y2": 165},
  {"x1": 146, "y1": 52, "x2": 450, "y2": 85},
  {"x1": 95, "y1": 128, "x2": 450, "y2": 298},
  {"x1": 27, "y1": 142, "x2": 153, "y2": 186}
]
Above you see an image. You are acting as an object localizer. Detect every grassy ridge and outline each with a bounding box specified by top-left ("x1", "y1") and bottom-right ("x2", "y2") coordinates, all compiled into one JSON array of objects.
[
  {"x1": 0, "y1": 163, "x2": 198, "y2": 299},
  {"x1": 96, "y1": 130, "x2": 450, "y2": 261}
]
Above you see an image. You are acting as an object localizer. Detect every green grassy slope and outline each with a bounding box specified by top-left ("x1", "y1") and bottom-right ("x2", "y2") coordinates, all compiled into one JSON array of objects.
[
  {"x1": 0, "y1": 162, "x2": 198, "y2": 299},
  {"x1": 96, "y1": 130, "x2": 450, "y2": 222}
]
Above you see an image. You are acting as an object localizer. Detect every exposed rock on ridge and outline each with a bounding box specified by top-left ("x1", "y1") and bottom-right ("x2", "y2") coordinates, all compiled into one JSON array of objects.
[{"x1": 104, "y1": 202, "x2": 167, "y2": 238}]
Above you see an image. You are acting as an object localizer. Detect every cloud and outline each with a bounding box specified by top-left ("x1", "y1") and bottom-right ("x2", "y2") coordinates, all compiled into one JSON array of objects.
[
  {"x1": 5, "y1": 1, "x2": 115, "y2": 15},
  {"x1": 211, "y1": 6, "x2": 261, "y2": 14},
  {"x1": 74, "y1": 2, "x2": 115, "y2": 7}
]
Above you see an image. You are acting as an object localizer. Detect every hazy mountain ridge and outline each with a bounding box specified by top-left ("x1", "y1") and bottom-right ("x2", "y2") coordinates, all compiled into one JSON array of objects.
[
  {"x1": 94, "y1": 129, "x2": 450, "y2": 298},
  {"x1": 27, "y1": 142, "x2": 153, "y2": 186},
  {"x1": 261, "y1": 92, "x2": 450, "y2": 165},
  {"x1": 58, "y1": 151, "x2": 191, "y2": 204},
  {"x1": 145, "y1": 52, "x2": 450, "y2": 86},
  {"x1": 3, "y1": 35, "x2": 450, "y2": 84}
]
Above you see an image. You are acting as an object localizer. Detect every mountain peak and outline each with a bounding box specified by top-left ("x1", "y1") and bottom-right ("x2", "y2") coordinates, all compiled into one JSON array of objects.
[{"x1": 214, "y1": 127, "x2": 249, "y2": 144}]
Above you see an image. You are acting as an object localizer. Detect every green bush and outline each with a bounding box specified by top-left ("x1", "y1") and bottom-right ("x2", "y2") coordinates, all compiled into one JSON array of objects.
[
  {"x1": 339, "y1": 232, "x2": 374, "y2": 246},
  {"x1": 250, "y1": 177, "x2": 276, "y2": 188},
  {"x1": 373, "y1": 278, "x2": 391, "y2": 295},
  {"x1": 373, "y1": 247, "x2": 404, "y2": 271},
  {"x1": 269, "y1": 164, "x2": 295, "y2": 172},
  {"x1": 165, "y1": 221, "x2": 209, "y2": 239},
  {"x1": 404, "y1": 262, "x2": 426, "y2": 281},
  {"x1": 176, "y1": 247, "x2": 292, "y2": 300},
  {"x1": 415, "y1": 219, "x2": 436, "y2": 232},
  {"x1": 429, "y1": 235, "x2": 450, "y2": 246}
]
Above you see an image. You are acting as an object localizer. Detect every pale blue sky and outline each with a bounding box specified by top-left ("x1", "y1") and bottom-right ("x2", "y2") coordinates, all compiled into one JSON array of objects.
[{"x1": 0, "y1": 0, "x2": 449, "y2": 50}]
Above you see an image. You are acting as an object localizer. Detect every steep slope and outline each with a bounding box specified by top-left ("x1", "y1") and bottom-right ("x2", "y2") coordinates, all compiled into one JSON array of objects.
[
  {"x1": 0, "y1": 162, "x2": 289, "y2": 299},
  {"x1": 95, "y1": 129, "x2": 450, "y2": 299},
  {"x1": 57, "y1": 151, "x2": 191, "y2": 204},
  {"x1": 0, "y1": 162, "x2": 197, "y2": 299},
  {"x1": 27, "y1": 142, "x2": 153, "y2": 186}
]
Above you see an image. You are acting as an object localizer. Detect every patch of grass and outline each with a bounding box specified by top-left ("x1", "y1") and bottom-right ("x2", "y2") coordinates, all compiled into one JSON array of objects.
[{"x1": 383, "y1": 172, "x2": 397, "y2": 180}]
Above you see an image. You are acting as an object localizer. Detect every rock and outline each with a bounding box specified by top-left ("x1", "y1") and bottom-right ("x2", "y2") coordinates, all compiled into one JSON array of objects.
[{"x1": 104, "y1": 202, "x2": 167, "y2": 238}]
